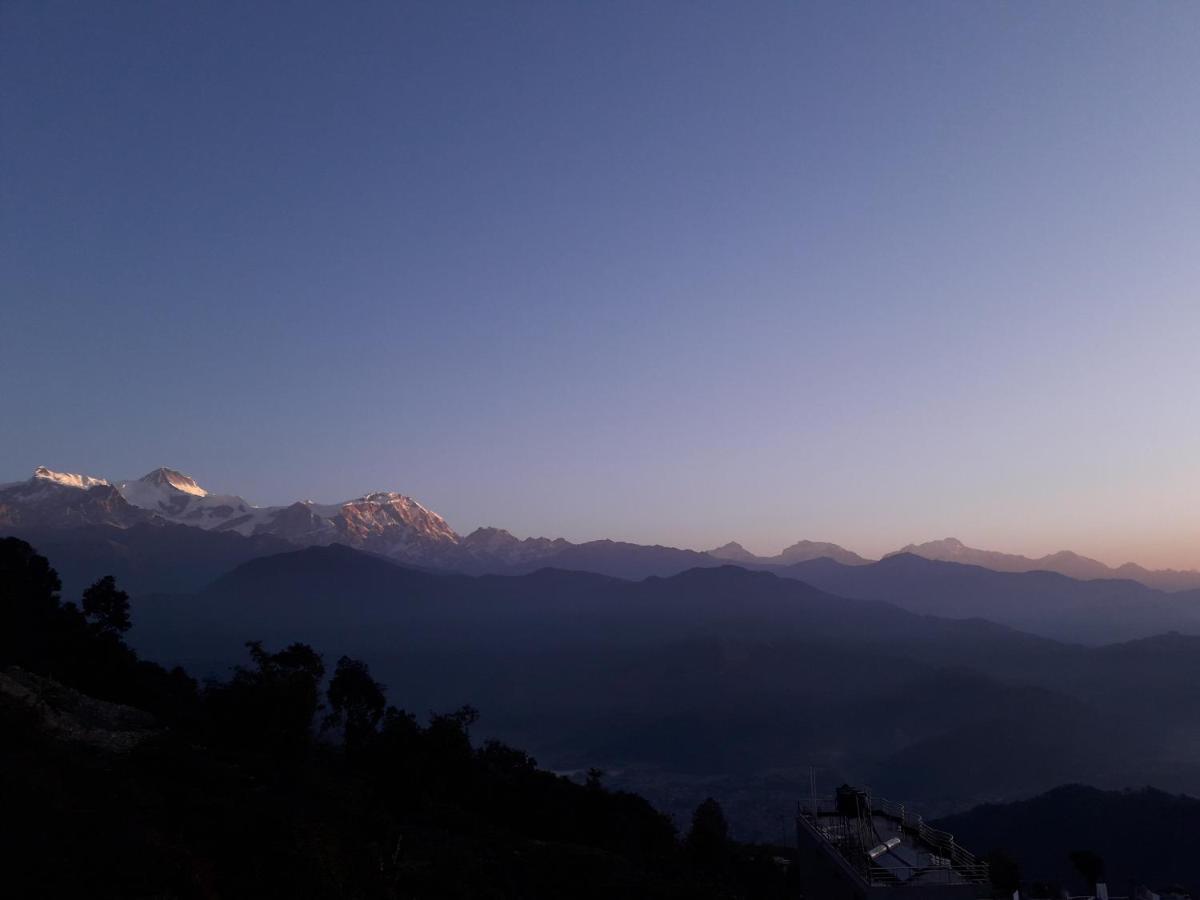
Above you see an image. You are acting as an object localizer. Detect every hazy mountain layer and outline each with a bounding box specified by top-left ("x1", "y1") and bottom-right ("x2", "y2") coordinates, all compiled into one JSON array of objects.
[
  {"x1": 776, "y1": 553, "x2": 1200, "y2": 644},
  {"x1": 121, "y1": 544, "x2": 1200, "y2": 827},
  {"x1": 891, "y1": 537, "x2": 1200, "y2": 591},
  {"x1": 708, "y1": 539, "x2": 871, "y2": 567}
]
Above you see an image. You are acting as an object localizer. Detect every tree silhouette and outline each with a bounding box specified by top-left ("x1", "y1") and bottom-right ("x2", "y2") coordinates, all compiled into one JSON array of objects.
[
  {"x1": 81, "y1": 575, "x2": 131, "y2": 635},
  {"x1": 324, "y1": 655, "x2": 386, "y2": 753},
  {"x1": 0, "y1": 537, "x2": 62, "y2": 611},
  {"x1": 0, "y1": 537, "x2": 65, "y2": 668},
  {"x1": 206, "y1": 641, "x2": 325, "y2": 763},
  {"x1": 686, "y1": 796, "x2": 730, "y2": 861}
]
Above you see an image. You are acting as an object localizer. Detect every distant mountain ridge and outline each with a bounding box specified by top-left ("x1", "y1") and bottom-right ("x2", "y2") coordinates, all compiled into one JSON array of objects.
[
  {"x1": 776, "y1": 553, "x2": 1200, "y2": 644},
  {"x1": 129, "y1": 544, "x2": 1200, "y2": 822},
  {"x1": 708, "y1": 539, "x2": 871, "y2": 567},
  {"x1": 890, "y1": 537, "x2": 1200, "y2": 591},
  {"x1": 710, "y1": 535, "x2": 1200, "y2": 591},
  {"x1": 4, "y1": 467, "x2": 1199, "y2": 590}
]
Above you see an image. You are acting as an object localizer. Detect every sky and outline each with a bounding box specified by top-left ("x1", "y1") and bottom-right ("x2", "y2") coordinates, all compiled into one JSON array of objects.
[{"x1": 3, "y1": 2, "x2": 1200, "y2": 568}]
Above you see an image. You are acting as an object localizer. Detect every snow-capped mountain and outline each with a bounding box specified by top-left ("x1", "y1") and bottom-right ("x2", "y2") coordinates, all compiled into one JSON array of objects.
[
  {"x1": 8, "y1": 467, "x2": 1200, "y2": 590},
  {"x1": 1, "y1": 465, "x2": 726, "y2": 575},
  {"x1": 1, "y1": 466, "x2": 472, "y2": 569},
  {"x1": 116, "y1": 468, "x2": 266, "y2": 532},
  {"x1": 112, "y1": 468, "x2": 468, "y2": 564},
  {"x1": 0, "y1": 467, "x2": 147, "y2": 528},
  {"x1": 30, "y1": 466, "x2": 111, "y2": 491},
  {"x1": 109, "y1": 468, "x2": 458, "y2": 560},
  {"x1": 331, "y1": 492, "x2": 461, "y2": 563}
]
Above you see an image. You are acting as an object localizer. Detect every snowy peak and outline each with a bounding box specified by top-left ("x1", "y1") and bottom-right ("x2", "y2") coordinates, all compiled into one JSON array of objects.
[
  {"x1": 109, "y1": 471, "x2": 463, "y2": 561},
  {"x1": 116, "y1": 468, "x2": 256, "y2": 533},
  {"x1": 0, "y1": 468, "x2": 142, "y2": 529},
  {"x1": 339, "y1": 492, "x2": 459, "y2": 546},
  {"x1": 32, "y1": 466, "x2": 109, "y2": 490},
  {"x1": 138, "y1": 467, "x2": 208, "y2": 497},
  {"x1": 5, "y1": 464, "x2": 472, "y2": 567}
]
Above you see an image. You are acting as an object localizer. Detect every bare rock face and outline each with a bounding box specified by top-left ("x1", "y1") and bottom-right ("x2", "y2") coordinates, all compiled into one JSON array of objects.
[{"x1": 0, "y1": 667, "x2": 157, "y2": 753}]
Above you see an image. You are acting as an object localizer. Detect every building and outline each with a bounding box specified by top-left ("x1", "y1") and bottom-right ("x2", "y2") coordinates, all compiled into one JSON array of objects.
[{"x1": 795, "y1": 785, "x2": 990, "y2": 900}]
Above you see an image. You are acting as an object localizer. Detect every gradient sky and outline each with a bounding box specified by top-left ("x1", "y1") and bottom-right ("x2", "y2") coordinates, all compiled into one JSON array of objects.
[{"x1": 4, "y1": 2, "x2": 1200, "y2": 567}]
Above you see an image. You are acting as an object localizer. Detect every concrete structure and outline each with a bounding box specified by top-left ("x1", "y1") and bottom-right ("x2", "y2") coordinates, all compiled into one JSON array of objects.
[{"x1": 795, "y1": 785, "x2": 990, "y2": 900}]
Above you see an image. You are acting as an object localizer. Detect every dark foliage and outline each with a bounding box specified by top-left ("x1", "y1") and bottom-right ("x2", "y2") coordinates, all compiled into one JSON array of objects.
[
  {"x1": 0, "y1": 538, "x2": 198, "y2": 725},
  {"x1": 0, "y1": 539, "x2": 794, "y2": 898},
  {"x1": 81, "y1": 574, "x2": 131, "y2": 634},
  {"x1": 323, "y1": 654, "x2": 387, "y2": 754},
  {"x1": 203, "y1": 640, "x2": 326, "y2": 767},
  {"x1": 688, "y1": 797, "x2": 731, "y2": 861},
  {"x1": 936, "y1": 784, "x2": 1200, "y2": 895}
]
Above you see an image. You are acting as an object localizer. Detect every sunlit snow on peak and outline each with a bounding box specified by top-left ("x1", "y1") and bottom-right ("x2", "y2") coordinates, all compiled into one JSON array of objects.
[
  {"x1": 32, "y1": 466, "x2": 110, "y2": 490},
  {"x1": 138, "y1": 467, "x2": 208, "y2": 497}
]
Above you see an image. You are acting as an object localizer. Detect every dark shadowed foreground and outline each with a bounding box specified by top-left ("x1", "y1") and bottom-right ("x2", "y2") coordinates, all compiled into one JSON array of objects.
[
  {"x1": 3, "y1": 537, "x2": 1196, "y2": 897},
  {"x1": 0, "y1": 537, "x2": 796, "y2": 899}
]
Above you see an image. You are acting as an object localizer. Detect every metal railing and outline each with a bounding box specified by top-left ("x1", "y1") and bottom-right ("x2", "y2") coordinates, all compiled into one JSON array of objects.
[
  {"x1": 869, "y1": 796, "x2": 981, "y2": 870},
  {"x1": 867, "y1": 861, "x2": 992, "y2": 888},
  {"x1": 797, "y1": 793, "x2": 989, "y2": 887}
]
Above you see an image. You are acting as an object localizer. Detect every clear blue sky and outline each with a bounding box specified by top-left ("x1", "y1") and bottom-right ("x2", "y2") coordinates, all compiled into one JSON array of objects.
[{"x1": 4, "y1": 2, "x2": 1199, "y2": 566}]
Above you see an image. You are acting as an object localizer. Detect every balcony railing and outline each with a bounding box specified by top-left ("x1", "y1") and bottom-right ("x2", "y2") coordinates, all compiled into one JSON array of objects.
[{"x1": 797, "y1": 793, "x2": 990, "y2": 887}]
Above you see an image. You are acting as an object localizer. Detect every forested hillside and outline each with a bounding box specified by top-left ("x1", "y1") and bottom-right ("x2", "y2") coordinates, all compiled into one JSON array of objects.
[{"x1": 0, "y1": 538, "x2": 793, "y2": 899}]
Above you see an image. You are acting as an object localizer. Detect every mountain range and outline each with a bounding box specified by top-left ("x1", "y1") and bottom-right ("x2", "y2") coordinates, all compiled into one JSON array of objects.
[
  {"x1": 4, "y1": 465, "x2": 1199, "y2": 590},
  {"x1": 771, "y1": 554, "x2": 1200, "y2": 644},
  {"x1": 9, "y1": 466, "x2": 1200, "y2": 843},
  {"x1": 124, "y1": 542, "x2": 1200, "y2": 829},
  {"x1": 887, "y1": 537, "x2": 1200, "y2": 592}
]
